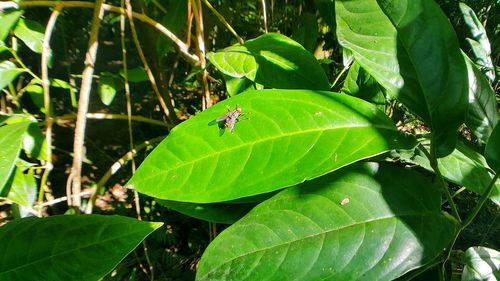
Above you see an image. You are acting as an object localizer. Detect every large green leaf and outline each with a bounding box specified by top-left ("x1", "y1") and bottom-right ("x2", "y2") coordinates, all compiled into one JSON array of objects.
[
  {"x1": 0, "y1": 11, "x2": 23, "y2": 43},
  {"x1": 462, "y1": 247, "x2": 500, "y2": 281},
  {"x1": 207, "y1": 33, "x2": 330, "y2": 91},
  {"x1": 127, "y1": 89, "x2": 414, "y2": 203},
  {"x1": 196, "y1": 163, "x2": 457, "y2": 280},
  {"x1": 157, "y1": 200, "x2": 254, "y2": 224},
  {"x1": 464, "y1": 54, "x2": 499, "y2": 144},
  {"x1": 485, "y1": 124, "x2": 500, "y2": 174},
  {"x1": 0, "y1": 215, "x2": 163, "y2": 281},
  {"x1": 390, "y1": 141, "x2": 500, "y2": 205},
  {"x1": 13, "y1": 18, "x2": 44, "y2": 53},
  {"x1": 0, "y1": 60, "x2": 25, "y2": 91},
  {"x1": 336, "y1": 0, "x2": 468, "y2": 157},
  {"x1": 0, "y1": 122, "x2": 30, "y2": 196}
]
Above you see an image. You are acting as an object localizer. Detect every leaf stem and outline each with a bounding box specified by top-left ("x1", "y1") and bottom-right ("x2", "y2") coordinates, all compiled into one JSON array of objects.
[
  {"x1": 202, "y1": 0, "x2": 243, "y2": 44},
  {"x1": 461, "y1": 172, "x2": 499, "y2": 230}
]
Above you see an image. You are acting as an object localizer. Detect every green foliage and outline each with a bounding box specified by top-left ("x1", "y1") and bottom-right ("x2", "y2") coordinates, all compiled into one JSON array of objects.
[
  {"x1": 462, "y1": 246, "x2": 500, "y2": 281},
  {"x1": 0, "y1": 0, "x2": 498, "y2": 280},
  {"x1": 197, "y1": 163, "x2": 457, "y2": 280},
  {"x1": 127, "y1": 89, "x2": 414, "y2": 202},
  {"x1": 207, "y1": 33, "x2": 330, "y2": 90},
  {"x1": 0, "y1": 215, "x2": 162, "y2": 281}
]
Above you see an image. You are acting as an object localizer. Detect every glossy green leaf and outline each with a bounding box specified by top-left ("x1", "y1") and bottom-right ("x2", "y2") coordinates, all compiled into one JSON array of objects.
[
  {"x1": 390, "y1": 141, "x2": 500, "y2": 205},
  {"x1": 0, "y1": 122, "x2": 30, "y2": 195},
  {"x1": 462, "y1": 247, "x2": 500, "y2": 281},
  {"x1": 157, "y1": 200, "x2": 254, "y2": 224},
  {"x1": 0, "y1": 215, "x2": 163, "y2": 281},
  {"x1": 0, "y1": 60, "x2": 25, "y2": 91},
  {"x1": 7, "y1": 167, "x2": 37, "y2": 207},
  {"x1": 207, "y1": 33, "x2": 330, "y2": 90},
  {"x1": 291, "y1": 13, "x2": 318, "y2": 52},
  {"x1": 13, "y1": 18, "x2": 44, "y2": 53},
  {"x1": 485, "y1": 124, "x2": 500, "y2": 173},
  {"x1": 336, "y1": 0, "x2": 468, "y2": 157},
  {"x1": 460, "y1": 3, "x2": 494, "y2": 81},
  {"x1": 464, "y1": 54, "x2": 499, "y2": 144},
  {"x1": 197, "y1": 163, "x2": 457, "y2": 280},
  {"x1": 127, "y1": 89, "x2": 415, "y2": 203},
  {"x1": 223, "y1": 74, "x2": 256, "y2": 97},
  {"x1": 342, "y1": 61, "x2": 385, "y2": 108},
  {"x1": 0, "y1": 11, "x2": 22, "y2": 42}
]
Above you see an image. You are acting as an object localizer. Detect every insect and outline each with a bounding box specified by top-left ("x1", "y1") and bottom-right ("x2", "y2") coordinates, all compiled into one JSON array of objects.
[{"x1": 216, "y1": 105, "x2": 247, "y2": 133}]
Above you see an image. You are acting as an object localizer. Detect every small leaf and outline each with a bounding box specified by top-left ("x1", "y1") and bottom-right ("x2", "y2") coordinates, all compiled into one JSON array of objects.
[
  {"x1": 128, "y1": 89, "x2": 415, "y2": 203},
  {"x1": 464, "y1": 54, "x2": 499, "y2": 144},
  {"x1": 120, "y1": 67, "x2": 149, "y2": 83},
  {"x1": 24, "y1": 84, "x2": 45, "y2": 111},
  {"x1": 462, "y1": 246, "x2": 500, "y2": 281},
  {"x1": 157, "y1": 200, "x2": 254, "y2": 224},
  {"x1": 196, "y1": 163, "x2": 457, "y2": 280},
  {"x1": 485, "y1": 124, "x2": 500, "y2": 173},
  {"x1": 207, "y1": 33, "x2": 330, "y2": 90},
  {"x1": 0, "y1": 215, "x2": 163, "y2": 281},
  {"x1": 98, "y1": 73, "x2": 122, "y2": 106},
  {"x1": 0, "y1": 122, "x2": 30, "y2": 195},
  {"x1": 23, "y1": 122, "x2": 47, "y2": 160},
  {"x1": 0, "y1": 11, "x2": 23, "y2": 42},
  {"x1": 0, "y1": 60, "x2": 25, "y2": 91},
  {"x1": 13, "y1": 18, "x2": 44, "y2": 53},
  {"x1": 6, "y1": 166, "x2": 37, "y2": 207}
]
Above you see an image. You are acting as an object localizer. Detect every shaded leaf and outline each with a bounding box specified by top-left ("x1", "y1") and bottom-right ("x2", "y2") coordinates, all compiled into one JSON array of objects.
[
  {"x1": 120, "y1": 67, "x2": 148, "y2": 83},
  {"x1": 207, "y1": 33, "x2": 330, "y2": 90},
  {"x1": 0, "y1": 60, "x2": 25, "y2": 91},
  {"x1": 336, "y1": 0, "x2": 468, "y2": 157},
  {"x1": 197, "y1": 163, "x2": 457, "y2": 280},
  {"x1": 462, "y1": 246, "x2": 500, "y2": 281},
  {"x1": 98, "y1": 73, "x2": 123, "y2": 106},
  {"x1": 13, "y1": 18, "x2": 44, "y2": 53},
  {"x1": 464, "y1": 54, "x2": 499, "y2": 144},
  {"x1": 314, "y1": 0, "x2": 335, "y2": 32},
  {"x1": 0, "y1": 215, "x2": 163, "y2": 281},
  {"x1": 127, "y1": 89, "x2": 415, "y2": 203},
  {"x1": 342, "y1": 61, "x2": 385, "y2": 108},
  {"x1": 223, "y1": 74, "x2": 256, "y2": 97},
  {"x1": 157, "y1": 200, "x2": 254, "y2": 224},
  {"x1": 0, "y1": 11, "x2": 23, "y2": 42},
  {"x1": 459, "y1": 2, "x2": 494, "y2": 81},
  {"x1": 389, "y1": 141, "x2": 500, "y2": 205},
  {"x1": 485, "y1": 124, "x2": 500, "y2": 173},
  {"x1": 0, "y1": 122, "x2": 30, "y2": 195}
]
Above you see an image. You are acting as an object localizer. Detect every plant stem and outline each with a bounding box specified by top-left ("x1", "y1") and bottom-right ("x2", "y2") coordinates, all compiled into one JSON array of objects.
[
  {"x1": 461, "y1": 172, "x2": 499, "y2": 231},
  {"x1": 261, "y1": 0, "x2": 268, "y2": 33},
  {"x1": 53, "y1": 113, "x2": 171, "y2": 128},
  {"x1": 39, "y1": 4, "x2": 63, "y2": 206},
  {"x1": 18, "y1": 0, "x2": 199, "y2": 64},
  {"x1": 67, "y1": 0, "x2": 105, "y2": 210},
  {"x1": 191, "y1": 0, "x2": 212, "y2": 109},
  {"x1": 202, "y1": 0, "x2": 243, "y2": 44},
  {"x1": 424, "y1": 142, "x2": 462, "y2": 223}
]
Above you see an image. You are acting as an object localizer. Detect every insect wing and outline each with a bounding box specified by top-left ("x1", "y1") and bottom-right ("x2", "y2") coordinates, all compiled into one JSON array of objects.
[{"x1": 216, "y1": 113, "x2": 229, "y2": 122}]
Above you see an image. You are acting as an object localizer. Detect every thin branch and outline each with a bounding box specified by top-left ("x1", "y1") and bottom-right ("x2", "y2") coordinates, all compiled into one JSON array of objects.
[
  {"x1": 191, "y1": 0, "x2": 212, "y2": 109},
  {"x1": 53, "y1": 113, "x2": 171, "y2": 128},
  {"x1": 124, "y1": 0, "x2": 175, "y2": 125},
  {"x1": 17, "y1": 1, "x2": 199, "y2": 65},
  {"x1": 202, "y1": 0, "x2": 243, "y2": 44},
  {"x1": 261, "y1": 0, "x2": 268, "y2": 33},
  {"x1": 67, "y1": 0, "x2": 105, "y2": 210},
  {"x1": 39, "y1": 4, "x2": 62, "y2": 205}
]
